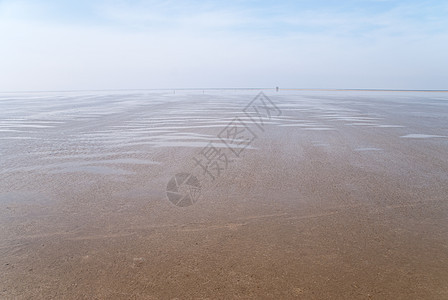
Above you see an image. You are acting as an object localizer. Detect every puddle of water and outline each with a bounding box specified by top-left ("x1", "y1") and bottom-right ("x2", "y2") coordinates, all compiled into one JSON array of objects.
[
  {"x1": 140, "y1": 141, "x2": 258, "y2": 149},
  {"x1": 345, "y1": 123, "x2": 376, "y2": 126},
  {"x1": 39, "y1": 151, "x2": 145, "y2": 160},
  {"x1": 2, "y1": 124, "x2": 55, "y2": 129},
  {"x1": 48, "y1": 165, "x2": 135, "y2": 175},
  {"x1": 305, "y1": 128, "x2": 335, "y2": 131},
  {"x1": 401, "y1": 134, "x2": 447, "y2": 139},
  {"x1": 0, "y1": 137, "x2": 40, "y2": 140},
  {"x1": 278, "y1": 123, "x2": 322, "y2": 127},
  {"x1": 375, "y1": 125, "x2": 404, "y2": 128}
]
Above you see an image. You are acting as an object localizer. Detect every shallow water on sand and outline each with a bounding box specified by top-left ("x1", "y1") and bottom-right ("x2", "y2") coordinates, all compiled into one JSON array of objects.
[{"x1": 1, "y1": 90, "x2": 448, "y2": 299}]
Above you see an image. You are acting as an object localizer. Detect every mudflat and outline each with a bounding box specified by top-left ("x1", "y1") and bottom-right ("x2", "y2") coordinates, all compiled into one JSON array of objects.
[{"x1": 1, "y1": 90, "x2": 447, "y2": 299}]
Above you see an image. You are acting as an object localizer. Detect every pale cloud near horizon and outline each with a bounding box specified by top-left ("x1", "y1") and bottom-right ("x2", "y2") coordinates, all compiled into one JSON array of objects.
[{"x1": 0, "y1": 0, "x2": 447, "y2": 91}]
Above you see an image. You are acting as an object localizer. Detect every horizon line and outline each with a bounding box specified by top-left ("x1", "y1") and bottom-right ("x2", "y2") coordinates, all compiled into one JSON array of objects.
[{"x1": 0, "y1": 87, "x2": 447, "y2": 94}]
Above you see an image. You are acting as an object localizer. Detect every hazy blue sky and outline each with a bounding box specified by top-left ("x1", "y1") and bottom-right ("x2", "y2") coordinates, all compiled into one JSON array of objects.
[{"x1": 1, "y1": 0, "x2": 447, "y2": 91}]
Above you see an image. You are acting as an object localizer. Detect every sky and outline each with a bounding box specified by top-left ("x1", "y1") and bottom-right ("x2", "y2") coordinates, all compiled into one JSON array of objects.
[{"x1": 0, "y1": 0, "x2": 447, "y2": 91}]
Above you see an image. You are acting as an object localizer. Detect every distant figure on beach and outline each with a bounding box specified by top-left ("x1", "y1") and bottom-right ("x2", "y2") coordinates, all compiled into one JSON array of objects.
[{"x1": 276, "y1": 86, "x2": 279, "y2": 92}]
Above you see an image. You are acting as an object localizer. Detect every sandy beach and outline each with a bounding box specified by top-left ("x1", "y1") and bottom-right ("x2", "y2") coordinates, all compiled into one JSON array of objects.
[{"x1": 1, "y1": 90, "x2": 447, "y2": 299}]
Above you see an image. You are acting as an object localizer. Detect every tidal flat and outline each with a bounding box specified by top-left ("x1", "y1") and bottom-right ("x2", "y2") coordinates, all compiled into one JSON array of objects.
[{"x1": 1, "y1": 90, "x2": 447, "y2": 299}]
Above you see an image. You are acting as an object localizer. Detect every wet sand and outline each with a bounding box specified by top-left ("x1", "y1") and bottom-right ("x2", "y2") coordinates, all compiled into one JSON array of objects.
[{"x1": 1, "y1": 90, "x2": 448, "y2": 299}]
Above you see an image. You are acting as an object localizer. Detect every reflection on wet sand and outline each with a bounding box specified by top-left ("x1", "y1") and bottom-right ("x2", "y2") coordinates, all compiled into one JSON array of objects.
[{"x1": 1, "y1": 90, "x2": 448, "y2": 299}]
